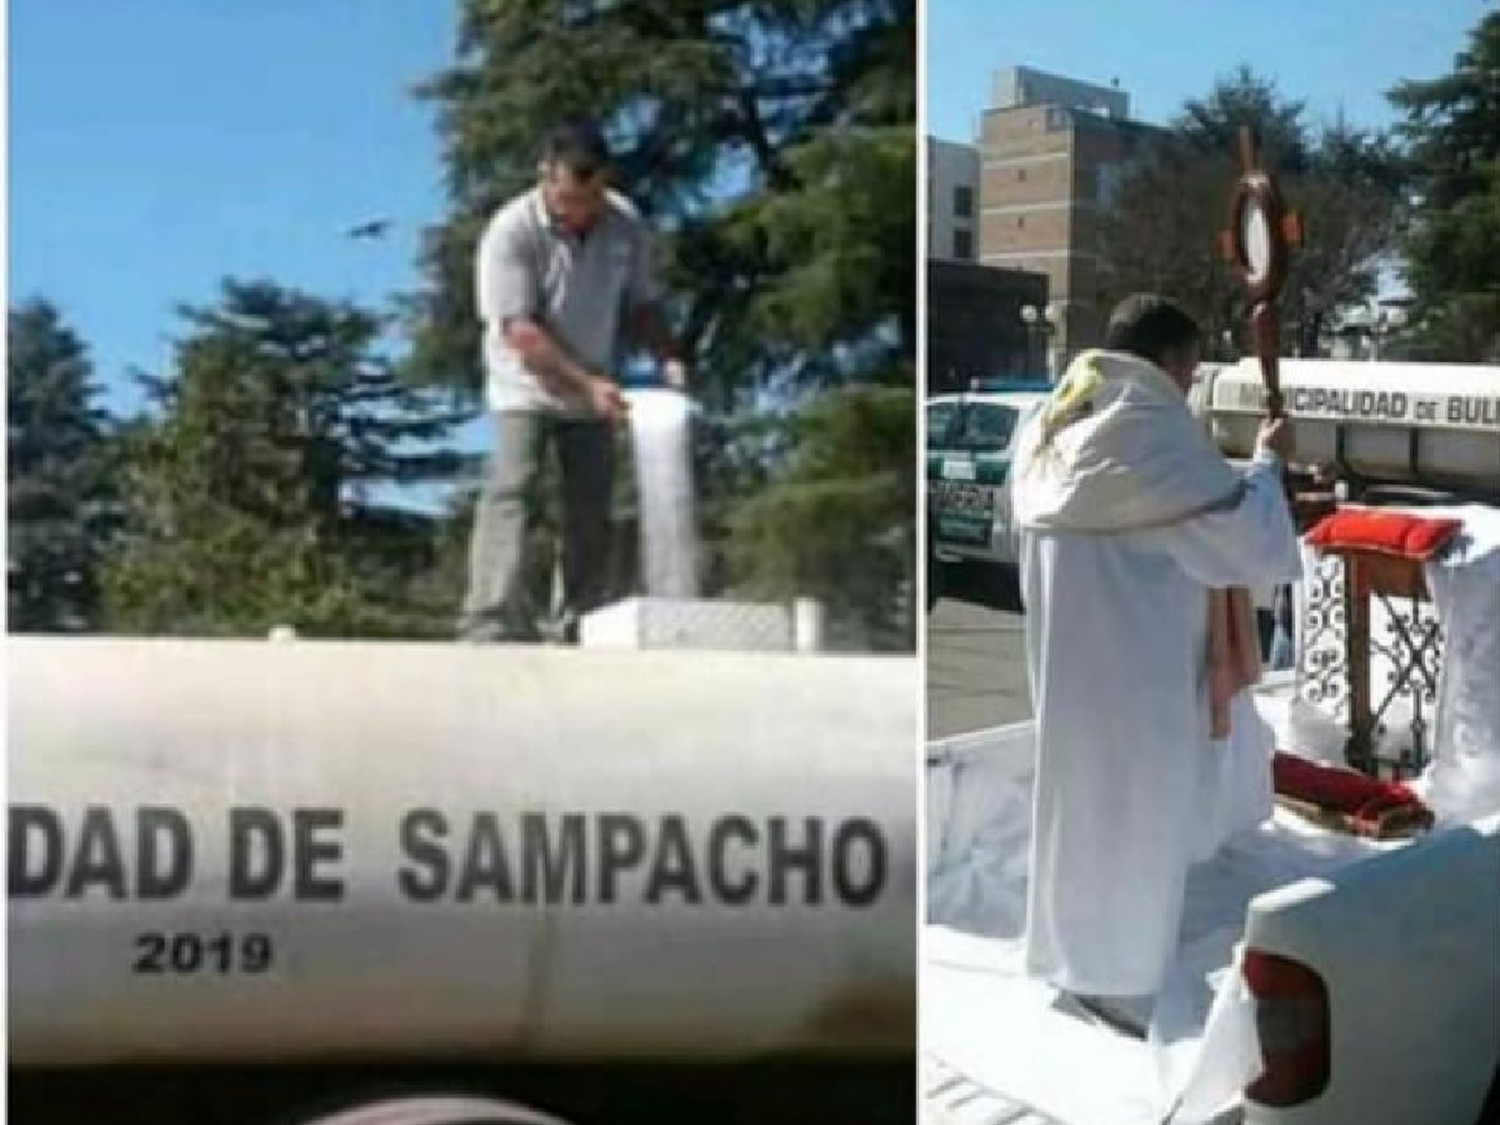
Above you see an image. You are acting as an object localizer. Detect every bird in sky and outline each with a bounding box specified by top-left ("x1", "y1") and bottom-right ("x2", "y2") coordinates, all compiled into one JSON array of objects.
[{"x1": 346, "y1": 218, "x2": 393, "y2": 240}]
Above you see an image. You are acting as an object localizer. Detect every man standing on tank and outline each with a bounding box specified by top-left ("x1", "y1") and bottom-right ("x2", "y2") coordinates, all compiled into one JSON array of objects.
[{"x1": 460, "y1": 119, "x2": 688, "y2": 644}]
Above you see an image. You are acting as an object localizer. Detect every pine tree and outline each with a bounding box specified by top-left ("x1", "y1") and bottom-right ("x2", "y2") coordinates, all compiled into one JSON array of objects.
[
  {"x1": 104, "y1": 280, "x2": 468, "y2": 637},
  {"x1": 1176, "y1": 65, "x2": 1312, "y2": 173},
  {"x1": 724, "y1": 385, "x2": 914, "y2": 650},
  {"x1": 1388, "y1": 12, "x2": 1500, "y2": 361},
  {"x1": 7, "y1": 299, "x2": 117, "y2": 632},
  {"x1": 406, "y1": 0, "x2": 916, "y2": 648},
  {"x1": 407, "y1": 0, "x2": 913, "y2": 402},
  {"x1": 1099, "y1": 69, "x2": 1406, "y2": 356}
]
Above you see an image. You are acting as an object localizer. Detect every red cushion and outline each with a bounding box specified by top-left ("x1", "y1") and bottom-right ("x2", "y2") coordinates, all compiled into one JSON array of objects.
[
  {"x1": 1272, "y1": 752, "x2": 1425, "y2": 818},
  {"x1": 1304, "y1": 507, "x2": 1462, "y2": 560}
]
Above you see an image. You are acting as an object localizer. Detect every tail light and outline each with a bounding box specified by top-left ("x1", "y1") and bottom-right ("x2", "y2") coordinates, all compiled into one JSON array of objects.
[{"x1": 1243, "y1": 949, "x2": 1331, "y2": 1107}]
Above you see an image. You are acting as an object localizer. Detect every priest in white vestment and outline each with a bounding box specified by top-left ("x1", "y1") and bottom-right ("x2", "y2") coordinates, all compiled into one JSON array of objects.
[{"x1": 1012, "y1": 295, "x2": 1301, "y2": 1005}]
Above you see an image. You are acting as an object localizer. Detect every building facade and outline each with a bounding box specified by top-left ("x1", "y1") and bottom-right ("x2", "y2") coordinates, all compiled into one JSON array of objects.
[
  {"x1": 927, "y1": 136, "x2": 980, "y2": 263},
  {"x1": 926, "y1": 259, "x2": 1048, "y2": 396},
  {"x1": 976, "y1": 66, "x2": 1162, "y2": 368}
]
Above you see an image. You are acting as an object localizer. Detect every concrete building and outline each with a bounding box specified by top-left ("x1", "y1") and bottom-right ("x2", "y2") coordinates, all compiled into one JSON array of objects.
[
  {"x1": 927, "y1": 136, "x2": 980, "y2": 262},
  {"x1": 976, "y1": 66, "x2": 1163, "y2": 368},
  {"x1": 926, "y1": 259, "x2": 1048, "y2": 396}
]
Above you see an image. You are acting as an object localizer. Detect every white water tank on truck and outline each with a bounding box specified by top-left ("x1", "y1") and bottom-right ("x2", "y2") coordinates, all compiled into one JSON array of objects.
[
  {"x1": 1198, "y1": 359, "x2": 1500, "y2": 493},
  {"x1": 7, "y1": 637, "x2": 916, "y2": 1067}
]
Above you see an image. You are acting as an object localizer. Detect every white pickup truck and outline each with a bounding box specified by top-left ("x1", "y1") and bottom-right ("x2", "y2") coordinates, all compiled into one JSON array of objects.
[
  {"x1": 924, "y1": 697, "x2": 1500, "y2": 1125},
  {"x1": 925, "y1": 359, "x2": 1500, "y2": 1125}
]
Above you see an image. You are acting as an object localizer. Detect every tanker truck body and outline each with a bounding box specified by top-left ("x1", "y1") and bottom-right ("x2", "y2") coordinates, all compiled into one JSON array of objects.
[
  {"x1": 8, "y1": 639, "x2": 918, "y2": 1123},
  {"x1": 1199, "y1": 358, "x2": 1500, "y2": 496}
]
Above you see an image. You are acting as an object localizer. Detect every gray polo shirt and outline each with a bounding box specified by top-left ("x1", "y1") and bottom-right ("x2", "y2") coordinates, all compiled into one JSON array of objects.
[{"x1": 476, "y1": 186, "x2": 661, "y2": 414}]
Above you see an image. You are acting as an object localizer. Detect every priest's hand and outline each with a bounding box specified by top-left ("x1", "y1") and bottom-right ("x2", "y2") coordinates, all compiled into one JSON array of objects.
[{"x1": 1256, "y1": 415, "x2": 1295, "y2": 463}]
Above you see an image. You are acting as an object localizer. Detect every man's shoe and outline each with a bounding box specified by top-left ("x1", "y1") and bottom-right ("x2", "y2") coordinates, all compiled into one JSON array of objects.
[{"x1": 1060, "y1": 991, "x2": 1150, "y2": 1039}]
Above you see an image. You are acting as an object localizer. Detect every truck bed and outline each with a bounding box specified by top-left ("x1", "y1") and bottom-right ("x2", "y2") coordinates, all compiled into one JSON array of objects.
[
  {"x1": 922, "y1": 685, "x2": 1442, "y2": 1125},
  {"x1": 924, "y1": 1056, "x2": 1067, "y2": 1125}
]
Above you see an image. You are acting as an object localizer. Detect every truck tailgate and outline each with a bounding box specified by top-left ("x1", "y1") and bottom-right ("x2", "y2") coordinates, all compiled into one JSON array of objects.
[{"x1": 1240, "y1": 812, "x2": 1500, "y2": 1125}]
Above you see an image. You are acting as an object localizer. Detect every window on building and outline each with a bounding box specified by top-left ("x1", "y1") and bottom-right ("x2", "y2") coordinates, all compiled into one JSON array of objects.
[
  {"x1": 1017, "y1": 168, "x2": 1027, "y2": 183},
  {"x1": 953, "y1": 185, "x2": 974, "y2": 218},
  {"x1": 953, "y1": 228, "x2": 973, "y2": 260},
  {"x1": 1016, "y1": 215, "x2": 1026, "y2": 229},
  {"x1": 1097, "y1": 164, "x2": 1123, "y2": 208}
]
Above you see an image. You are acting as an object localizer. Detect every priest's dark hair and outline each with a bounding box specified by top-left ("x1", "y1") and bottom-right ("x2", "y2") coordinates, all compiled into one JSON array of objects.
[
  {"x1": 540, "y1": 119, "x2": 612, "y2": 179},
  {"x1": 1103, "y1": 295, "x2": 1202, "y2": 366}
]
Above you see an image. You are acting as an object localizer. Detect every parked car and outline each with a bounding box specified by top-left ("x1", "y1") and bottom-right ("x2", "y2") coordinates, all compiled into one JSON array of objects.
[{"x1": 926, "y1": 380, "x2": 1049, "y2": 607}]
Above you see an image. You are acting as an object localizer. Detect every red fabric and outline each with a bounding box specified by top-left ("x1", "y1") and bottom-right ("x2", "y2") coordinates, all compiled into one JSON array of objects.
[
  {"x1": 1272, "y1": 751, "x2": 1430, "y2": 827},
  {"x1": 1207, "y1": 588, "x2": 1262, "y2": 740},
  {"x1": 1305, "y1": 507, "x2": 1462, "y2": 560}
]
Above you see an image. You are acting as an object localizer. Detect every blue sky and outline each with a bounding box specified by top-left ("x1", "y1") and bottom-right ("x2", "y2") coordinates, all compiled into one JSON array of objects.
[
  {"x1": 926, "y1": 0, "x2": 1482, "y2": 144},
  {"x1": 9, "y1": 1, "x2": 454, "y2": 416},
  {"x1": 11, "y1": 1, "x2": 1486, "y2": 420}
]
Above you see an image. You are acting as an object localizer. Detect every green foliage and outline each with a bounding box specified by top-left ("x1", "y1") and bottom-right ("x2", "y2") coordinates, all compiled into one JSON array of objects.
[
  {"x1": 1175, "y1": 64, "x2": 1310, "y2": 173},
  {"x1": 725, "y1": 123, "x2": 915, "y2": 380},
  {"x1": 102, "y1": 280, "x2": 470, "y2": 638},
  {"x1": 1096, "y1": 142, "x2": 1242, "y2": 356},
  {"x1": 1388, "y1": 12, "x2": 1500, "y2": 361},
  {"x1": 407, "y1": 0, "x2": 916, "y2": 649},
  {"x1": 1285, "y1": 119, "x2": 1409, "y2": 352},
  {"x1": 1099, "y1": 69, "x2": 1407, "y2": 356},
  {"x1": 7, "y1": 299, "x2": 118, "y2": 632},
  {"x1": 724, "y1": 385, "x2": 914, "y2": 650},
  {"x1": 406, "y1": 0, "x2": 915, "y2": 405}
]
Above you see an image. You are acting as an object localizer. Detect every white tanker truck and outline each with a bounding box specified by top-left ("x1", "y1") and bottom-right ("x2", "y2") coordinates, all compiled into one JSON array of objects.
[
  {"x1": 8, "y1": 640, "x2": 917, "y2": 1123},
  {"x1": 1197, "y1": 357, "x2": 1500, "y2": 497},
  {"x1": 8, "y1": 390, "x2": 919, "y2": 1124}
]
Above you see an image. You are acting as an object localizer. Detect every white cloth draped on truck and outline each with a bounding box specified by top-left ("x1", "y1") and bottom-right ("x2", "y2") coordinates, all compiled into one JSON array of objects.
[
  {"x1": 1420, "y1": 504, "x2": 1500, "y2": 820},
  {"x1": 1283, "y1": 502, "x2": 1500, "y2": 822}
]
